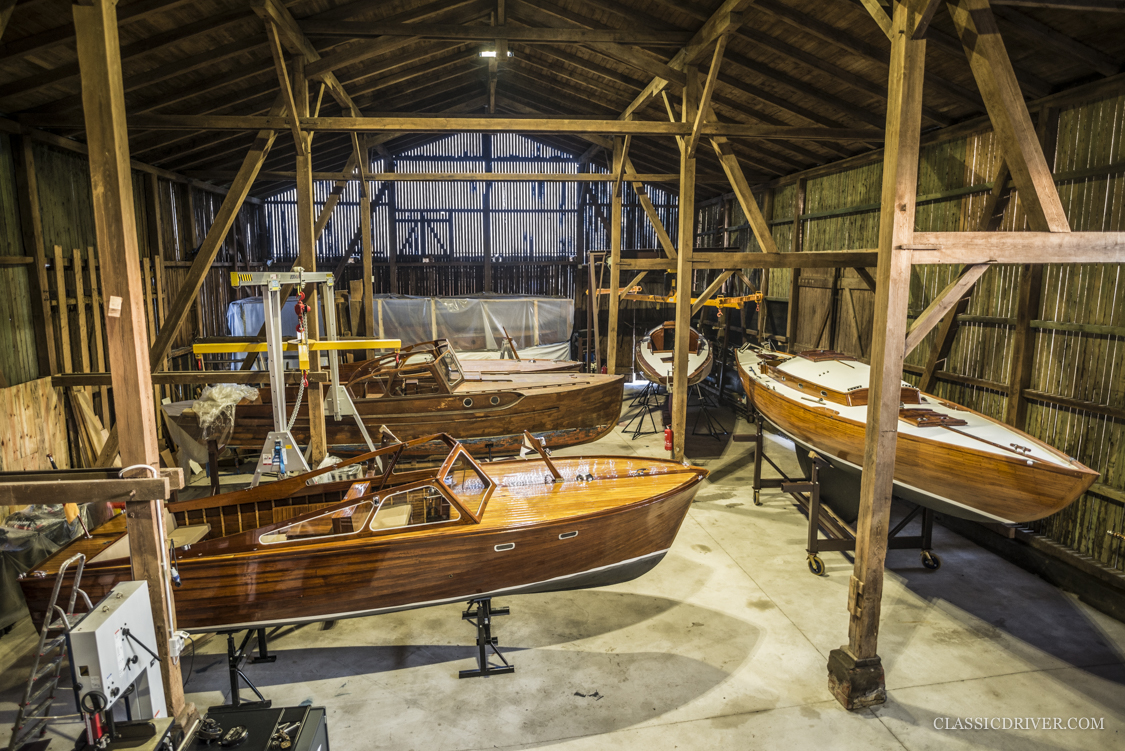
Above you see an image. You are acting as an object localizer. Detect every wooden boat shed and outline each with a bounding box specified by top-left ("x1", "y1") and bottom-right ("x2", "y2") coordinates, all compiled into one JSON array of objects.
[{"x1": 1, "y1": 0, "x2": 1125, "y2": 738}]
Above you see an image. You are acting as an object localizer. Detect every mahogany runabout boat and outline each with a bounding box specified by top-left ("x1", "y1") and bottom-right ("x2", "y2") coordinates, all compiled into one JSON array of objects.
[
  {"x1": 20, "y1": 435, "x2": 707, "y2": 632},
  {"x1": 736, "y1": 347, "x2": 1097, "y2": 524},
  {"x1": 170, "y1": 341, "x2": 621, "y2": 458},
  {"x1": 636, "y1": 323, "x2": 713, "y2": 387}
]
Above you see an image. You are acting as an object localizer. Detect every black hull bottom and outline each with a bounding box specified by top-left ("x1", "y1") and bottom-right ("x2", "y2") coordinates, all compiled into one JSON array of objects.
[{"x1": 769, "y1": 422, "x2": 1005, "y2": 525}]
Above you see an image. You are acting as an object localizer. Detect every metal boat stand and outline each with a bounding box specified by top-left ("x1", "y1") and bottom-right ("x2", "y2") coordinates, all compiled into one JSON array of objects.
[
  {"x1": 216, "y1": 629, "x2": 275, "y2": 709},
  {"x1": 623, "y1": 382, "x2": 664, "y2": 439},
  {"x1": 459, "y1": 598, "x2": 514, "y2": 679},
  {"x1": 689, "y1": 384, "x2": 728, "y2": 440},
  {"x1": 749, "y1": 414, "x2": 942, "y2": 575}
]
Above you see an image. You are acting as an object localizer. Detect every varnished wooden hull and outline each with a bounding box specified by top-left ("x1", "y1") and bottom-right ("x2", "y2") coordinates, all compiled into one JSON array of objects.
[
  {"x1": 178, "y1": 375, "x2": 624, "y2": 458},
  {"x1": 737, "y1": 360, "x2": 1097, "y2": 524},
  {"x1": 21, "y1": 457, "x2": 705, "y2": 632},
  {"x1": 447, "y1": 359, "x2": 581, "y2": 374}
]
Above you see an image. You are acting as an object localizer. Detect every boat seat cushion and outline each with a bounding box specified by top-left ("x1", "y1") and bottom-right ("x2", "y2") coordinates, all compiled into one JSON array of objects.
[
  {"x1": 164, "y1": 509, "x2": 211, "y2": 547},
  {"x1": 370, "y1": 504, "x2": 412, "y2": 530}
]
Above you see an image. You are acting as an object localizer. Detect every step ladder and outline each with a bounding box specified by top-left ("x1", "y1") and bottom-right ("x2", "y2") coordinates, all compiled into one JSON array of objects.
[{"x1": 6, "y1": 553, "x2": 93, "y2": 751}]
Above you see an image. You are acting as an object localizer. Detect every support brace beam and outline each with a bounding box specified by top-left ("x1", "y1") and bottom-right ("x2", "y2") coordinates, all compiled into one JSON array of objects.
[
  {"x1": 946, "y1": 0, "x2": 1069, "y2": 232},
  {"x1": 904, "y1": 263, "x2": 991, "y2": 355},
  {"x1": 691, "y1": 270, "x2": 735, "y2": 315}
]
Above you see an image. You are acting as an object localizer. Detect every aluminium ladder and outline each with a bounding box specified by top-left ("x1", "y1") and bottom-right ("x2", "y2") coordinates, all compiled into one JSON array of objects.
[{"x1": 6, "y1": 553, "x2": 93, "y2": 751}]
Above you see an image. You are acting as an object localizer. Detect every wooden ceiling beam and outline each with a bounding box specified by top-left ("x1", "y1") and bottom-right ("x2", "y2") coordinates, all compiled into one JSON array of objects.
[
  {"x1": 0, "y1": 0, "x2": 16, "y2": 43},
  {"x1": 62, "y1": 113, "x2": 885, "y2": 139},
  {"x1": 0, "y1": 0, "x2": 194, "y2": 65},
  {"x1": 993, "y1": 7, "x2": 1121, "y2": 77},
  {"x1": 300, "y1": 21, "x2": 692, "y2": 44},
  {"x1": 303, "y1": 0, "x2": 491, "y2": 78},
  {"x1": 947, "y1": 0, "x2": 1069, "y2": 232},
  {"x1": 751, "y1": 0, "x2": 983, "y2": 108},
  {"x1": 0, "y1": 8, "x2": 252, "y2": 106},
  {"x1": 990, "y1": 0, "x2": 1125, "y2": 10}
]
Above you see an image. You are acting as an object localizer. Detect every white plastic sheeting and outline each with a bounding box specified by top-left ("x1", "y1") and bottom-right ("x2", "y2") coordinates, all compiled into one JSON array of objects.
[{"x1": 226, "y1": 293, "x2": 574, "y2": 360}]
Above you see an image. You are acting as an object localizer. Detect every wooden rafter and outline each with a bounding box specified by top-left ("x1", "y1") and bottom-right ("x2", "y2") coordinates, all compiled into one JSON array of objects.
[
  {"x1": 947, "y1": 0, "x2": 1070, "y2": 232},
  {"x1": 265, "y1": 21, "x2": 307, "y2": 155},
  {"x1": 686, "y1": 35, "x2": 728, "y2": 158},
  {"x1": 858, "y1": 0, "x2": 893, "y2": 37}
]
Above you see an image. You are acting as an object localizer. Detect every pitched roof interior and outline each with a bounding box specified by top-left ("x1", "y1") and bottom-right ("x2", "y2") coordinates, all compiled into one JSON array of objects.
[{"x1": 2, "y1": 0, "x2": 1123, "y2": 199}]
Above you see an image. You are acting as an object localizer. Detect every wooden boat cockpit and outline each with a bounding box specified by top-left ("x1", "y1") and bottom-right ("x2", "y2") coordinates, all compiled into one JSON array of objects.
[
  {"x1": 343, "y1": 340, "x2": 467, "y2": 398},
  {"x1": 645, "y1": 322, "x2": 703, "y2": 357},
  {"x1": 164, "y1": 433, "x2": 503, "y2": 558}
]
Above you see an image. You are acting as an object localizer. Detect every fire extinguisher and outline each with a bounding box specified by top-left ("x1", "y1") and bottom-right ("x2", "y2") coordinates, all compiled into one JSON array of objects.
[{"x1": 664, "y1": 426, "x2": 673, "y2": 451}]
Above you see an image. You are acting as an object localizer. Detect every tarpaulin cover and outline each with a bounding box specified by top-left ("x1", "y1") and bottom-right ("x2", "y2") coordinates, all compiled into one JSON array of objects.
[{"x1": 227, "y1": 294, "x2": 574, "y2": 359}]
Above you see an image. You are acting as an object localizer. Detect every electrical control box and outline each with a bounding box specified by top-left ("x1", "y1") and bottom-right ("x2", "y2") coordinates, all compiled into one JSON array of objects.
[{"x1": 67, "y1": 580, "x2": 166, "y2": 720}]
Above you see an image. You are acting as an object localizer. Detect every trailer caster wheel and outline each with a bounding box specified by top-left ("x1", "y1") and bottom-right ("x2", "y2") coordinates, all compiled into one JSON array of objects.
[
  {"x1": 807, "y1": 555, "x2": 825, "y2": 576},
  {"x1": 921, "y1": 550, "x2": 941, "y2": 570},
  {"x1": 753, "y1": 489, "x2": 762, "y2": 506}
]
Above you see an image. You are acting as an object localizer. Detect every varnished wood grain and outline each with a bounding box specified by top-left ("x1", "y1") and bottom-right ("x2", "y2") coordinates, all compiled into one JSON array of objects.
[{"x1": 22, "y1": 456, "x2": 707, "y2": 632}]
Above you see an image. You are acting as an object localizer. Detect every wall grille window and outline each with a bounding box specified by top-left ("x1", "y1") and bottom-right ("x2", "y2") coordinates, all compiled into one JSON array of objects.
[{"x1": 263, "y1": 133, "x2": 678, "y2": 297}]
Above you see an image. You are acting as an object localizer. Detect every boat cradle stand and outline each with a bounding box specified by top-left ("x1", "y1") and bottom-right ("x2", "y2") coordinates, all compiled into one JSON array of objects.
[
  {"x1": 215, "y1": 629, "x2": 275, "y2": 709},
  {"x1": 459, "y1": 598, "x2": 515, "y2": 679},
  {"x1": 623, "y1": 382, "x2": 664, "y2": 440},
  {"x1": 749, "y1": 414, "x2": 942, "y2": 576}
]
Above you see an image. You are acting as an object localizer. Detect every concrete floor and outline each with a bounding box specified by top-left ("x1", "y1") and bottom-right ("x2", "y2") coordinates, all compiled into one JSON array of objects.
[{"x1": 3, "y1": 384, "x2": 1124, "y2": 749}]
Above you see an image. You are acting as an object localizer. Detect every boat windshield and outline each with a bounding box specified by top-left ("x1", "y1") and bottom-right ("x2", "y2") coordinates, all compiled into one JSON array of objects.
[
  {"x1": 368, "y1": 484, "x2": 461, "y2": 532},
  {"x1": 440, "y1": 452, "x2": 492, "y2": 517},
  {"x1": 435, "y1": 348, "x2": 464, "y2": 389},
  {"x1": 259, "y1": 500, "x2": 377, "y2": 545}
]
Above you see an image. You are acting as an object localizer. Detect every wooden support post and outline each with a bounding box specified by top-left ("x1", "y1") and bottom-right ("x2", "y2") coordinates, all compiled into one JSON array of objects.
[
  {"x1": 359, "y1": 138, "x2": 374, "y2": 357},
  {"x1": 828, "y1": 2, "x2": 925, "y2": 711},
  {"x1": 482, "y1": 133, "x2": 493, "y2": 292},
  {"x1": 671, "y1": 65, "x2": 700, "y2": 462},
  {"x1": 758, "y1": 189, "x2": 774, "y2": 342},
  {"x1": 293, "y1": 58, "x2": 327, "y2": 464},
  {"x1": 607, "y1": 137, "x2": 624, "y2": 375},
  {"x1": 1006, "y1": 107, "x2": 1058, "y2": 428},
  {"x1": 786, "y1": 178, "x2": 806, "y2": 350},
  {"x1": 13, "y1": 136, "x2": 56, "y2": 377},
  {"x1": 88, "y1": 249, "x2": 108, "y2": 420},
  {"x1": 53, "y1": 246, "x2": 73, "y2": 374},
  {"x1": 72, "y1": 0, "x2": 187, "y2": 722},
  {"x1": 388, "y1": 158, "x2": 398, "y2": 293},
  {"x1": 947, "y1": 0, "x2": 1069, "y2": 233},
  {"x1": 96, "y1": 104, "x2": 280, "y2": 465},
  {"x1": 1006, "y1": 263, "x2": 1042, "y2": 429}
]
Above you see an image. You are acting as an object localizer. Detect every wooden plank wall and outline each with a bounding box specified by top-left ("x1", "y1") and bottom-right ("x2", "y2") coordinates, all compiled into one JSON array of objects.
[
  {"x1": 693, "y1": 91, "x2": 1125, "y2": 574},
  {"x1": 0, "y1": 377, "x2": 69, "y2": 521},
  {"x1": 0, "y1": 136, "x2": 269, "y2": 465},
  {"x1": 0, "y1": 135, "x2": 38, "y2": 387}
]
